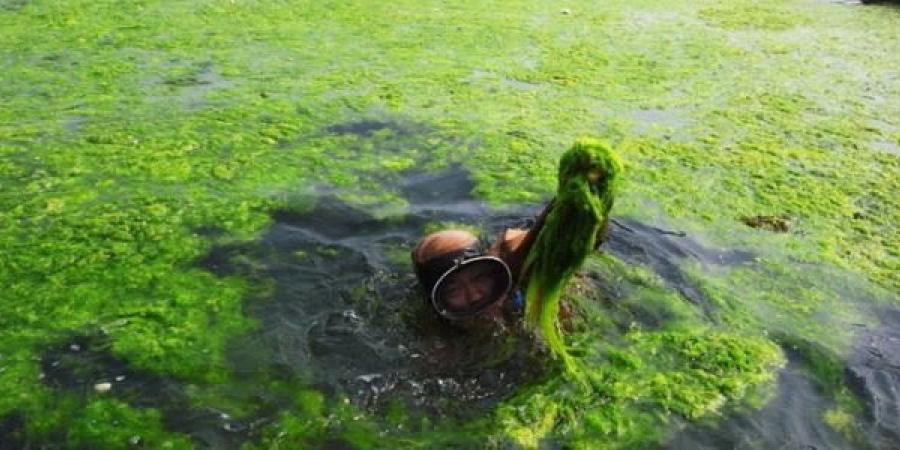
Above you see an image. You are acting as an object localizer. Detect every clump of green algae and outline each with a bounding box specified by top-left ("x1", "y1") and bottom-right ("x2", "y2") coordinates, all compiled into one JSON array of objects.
[{"x1": 522, "y1": 138, "x2": 621, "y2": 372}]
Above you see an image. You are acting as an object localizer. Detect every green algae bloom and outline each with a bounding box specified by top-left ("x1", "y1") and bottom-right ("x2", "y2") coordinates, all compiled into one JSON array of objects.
[
  {"x1": 1, "y1": 0, "x2": 898, "y2": 447},
  {"x1": 523, "y1": 138, "x2": 622, "y2": 369}
]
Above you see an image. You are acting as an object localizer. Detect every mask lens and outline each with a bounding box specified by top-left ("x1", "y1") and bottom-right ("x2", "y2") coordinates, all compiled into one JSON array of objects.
[{"x1": 433, "y1": 259, "x2": 511, "y2": 317}]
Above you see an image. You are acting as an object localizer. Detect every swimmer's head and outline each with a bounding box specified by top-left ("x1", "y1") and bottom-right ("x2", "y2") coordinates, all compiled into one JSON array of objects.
[{"x1": 412, "y1": 230, "x2": 512, "y2": 320}]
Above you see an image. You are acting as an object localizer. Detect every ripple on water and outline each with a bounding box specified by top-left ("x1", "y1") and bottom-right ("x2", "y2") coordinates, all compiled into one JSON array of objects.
[
  {"x1": 37, "y1": 334, "x2": 259, "y2": 449},
  {"x1": 845, "y1": 307, "x2": 900, "y2": 448},
  {"x1": 200, "y1": 162, "x2": 774, "y2": 425},
  {"x1": 668, "y1": 306, "x2": 900, "y2": 449},
  {"x1": 205, "y1": 165, "x2": 546, "y2": 420}
]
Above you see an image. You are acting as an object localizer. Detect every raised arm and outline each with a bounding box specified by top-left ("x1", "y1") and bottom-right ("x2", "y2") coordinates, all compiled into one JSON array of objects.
[{"x1": 488, "y1": 199, "x2": 554, "y2": 284}]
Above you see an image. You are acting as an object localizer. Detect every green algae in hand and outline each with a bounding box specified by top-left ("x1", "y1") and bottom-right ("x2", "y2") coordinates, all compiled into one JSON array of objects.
[{"x1": 523, "y1": 138, "x2": 622, "y2": 369}]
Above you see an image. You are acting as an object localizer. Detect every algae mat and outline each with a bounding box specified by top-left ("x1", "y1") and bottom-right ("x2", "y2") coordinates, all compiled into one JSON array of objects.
[{"x1": 1, "y1": 0, "x2": 899, "y2": 448}]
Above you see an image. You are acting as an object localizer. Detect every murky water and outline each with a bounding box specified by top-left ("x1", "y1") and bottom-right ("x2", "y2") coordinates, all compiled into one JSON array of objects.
[
  {"x1": 40, "y1": 335, "x2": 249, "y2": 449},
  {"x1": 201, "y1": 166, "x2": 547, "y2": 421},
  {"x1": 843, "y1": 309, "x2": 900, "y2": 448},
  {"x1": 669, "y1": 308, "x2": 900, "y2": 450}
]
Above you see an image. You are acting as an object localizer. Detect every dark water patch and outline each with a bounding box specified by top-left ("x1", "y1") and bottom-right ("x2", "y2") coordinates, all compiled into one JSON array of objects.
[
  {"x1": 272, "y1": 195, "x2": 413, "y2": 242},
  {"x1": 192, "y1": 225, "x2": 226, "y2": 237},
  {"x1": 576, "y1": 252, "x2": 698, "y2": 335},
  {"x1": 666, "y1": 360, "x2": 851, "y2": 450},
  {"x1": 607, "y1": 219, "x2": 755, "y2": 267},
  {"x1": 207, "y1": 166, "x2": 544, "y2": 421},
  {"x1": 42, "y1": 334, "x2": 170, "y2": 397},
  {"x1": 399, "y1": 165, "x2": 479, "y2": 205},
  {"x1": 326, "y1": 120, "x2": 393, "y2": 136},
  {"x1": 604, "y1": 218, "x2": 754, "y2": 316},
  {"x1": 0, "y1": 412, "x2": 26, "y2": 450},
  {"x1": 38, "y1": 334, "x2": 261, "y2": 450},
  {"x1": 176, "y1": 67, "x2": 231, "y2": 110},
  {"x1": 0, "y1": 0, "x2": 28, "y2": 12},
  {"x1": 325, "y1": 119, "x2": 424, "y2": 137},
  {"x1": 399, "y1": 165, "x2": 491, "y2": 229},
  {"x1": 318, "y1": 439, "x2": 355, "y2": 450},
  {"x1": 144, "y1": 62, "x2": 232, "y2": 111},
  {"x1": 290, "y1": 118, "x2": 470, "y2": 201},
  {"x1": 859, "y1": 0, "x2": 900, "y2": 6},
  {"x1": 161, "y1": 62, "x2": 221, "y2": 88},
  {"x1": 206, "y1": 173, "x2": 482, "y2": 278},
  {"x1": 668, "y1": 309, "x2": 900, "y2": 450},
  {"x1": 845, "y1": 307, "x2": 900, "y2": 448},
  {"x1": 776, "y1": 333, "x2": 845, "y2": 391},
  {"x1": 270, "y1": 165, "x2": 487, "y2": 245},
  {"x1": 280, "y1": 117, "x2": 424, "y2": 150}
]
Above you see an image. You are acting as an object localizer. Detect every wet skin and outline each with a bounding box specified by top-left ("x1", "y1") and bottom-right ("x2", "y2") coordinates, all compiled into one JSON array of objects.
[
  {"x1": 425, "y1": 228, "x2": 531, "y2": 319},
  {"x1": 441, "y1": 263, "x2": 499, "y2": 312}
]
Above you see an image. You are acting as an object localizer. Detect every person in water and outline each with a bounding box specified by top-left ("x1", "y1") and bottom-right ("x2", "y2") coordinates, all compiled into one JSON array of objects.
[{"x1": 411, "y1": 206, "x2": 555, "y2": 322}]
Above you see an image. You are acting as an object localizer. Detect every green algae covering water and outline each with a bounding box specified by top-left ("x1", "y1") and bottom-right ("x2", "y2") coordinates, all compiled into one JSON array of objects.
[
  {"x1": 1, "y1": 0, "x2": 899, "y2": 449},
  {"x1": 523, "y1": 138, "x2": 621, "y2": 374}
]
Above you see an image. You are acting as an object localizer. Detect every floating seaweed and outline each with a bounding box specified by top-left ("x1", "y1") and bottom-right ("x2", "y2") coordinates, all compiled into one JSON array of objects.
[{"x1": 522, "y1": 138, "x2": 622, "y2": 372}]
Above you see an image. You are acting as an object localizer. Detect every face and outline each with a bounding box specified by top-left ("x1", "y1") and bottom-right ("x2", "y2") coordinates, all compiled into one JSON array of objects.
[{"x1": 440, "y1": 263, "x2": 500, "y2": 313}]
